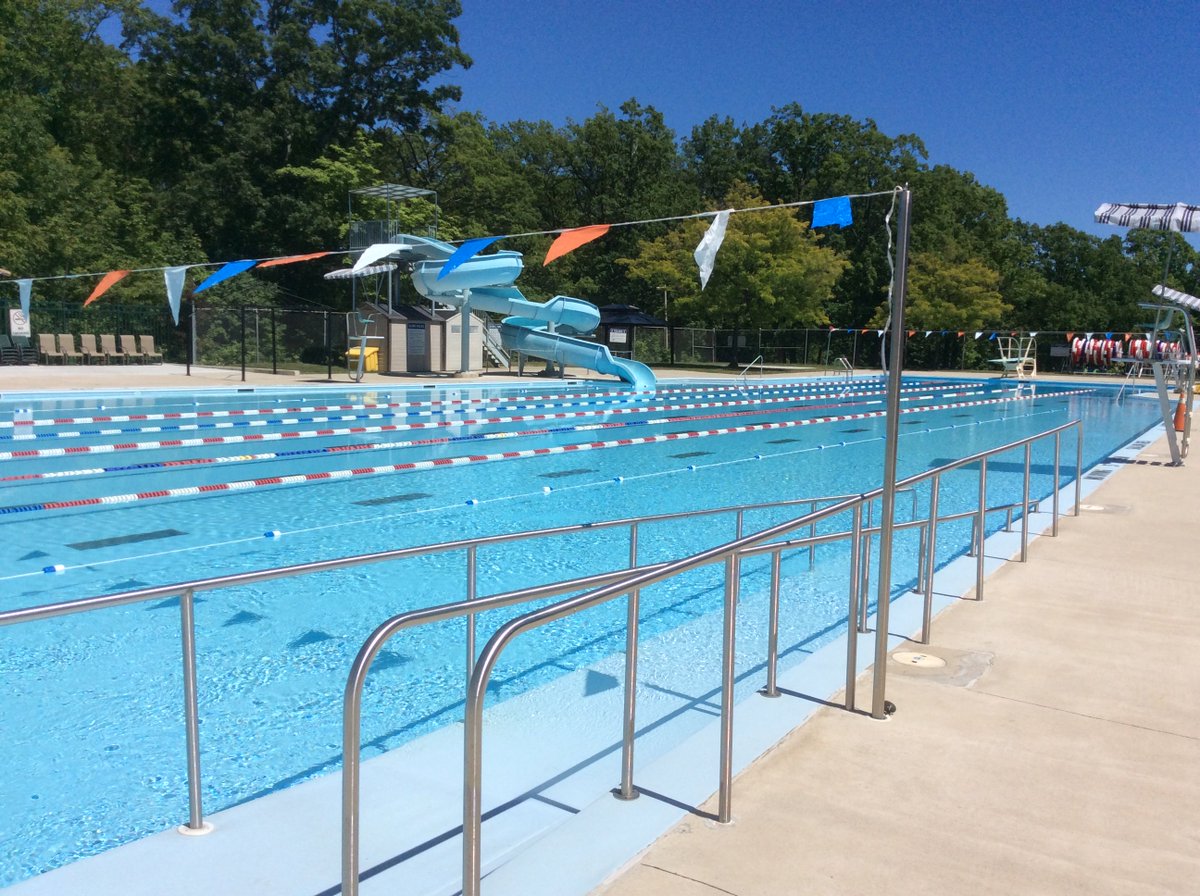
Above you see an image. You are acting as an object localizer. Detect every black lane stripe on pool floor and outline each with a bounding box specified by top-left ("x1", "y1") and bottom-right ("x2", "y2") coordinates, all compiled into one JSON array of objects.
[{"x1": 67, "y1": 528, "x2": 187, "y2": 551}]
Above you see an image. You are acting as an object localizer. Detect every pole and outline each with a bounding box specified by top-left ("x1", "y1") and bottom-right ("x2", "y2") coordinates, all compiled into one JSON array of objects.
[
  {"x1": 871, "y1": 186, "x2": 911, "y2": 721},
  {"x1": 186, "y1": 298, "x2": 194, "y2": 376},
  {"x1": 325, "y1": 311, "x2": 332, "y2": 381},
  {"x1": 240, "y1": 305, "x2": 246, "y2": 382},
  {"x1": 271, "y1": 307, "x2": 277, "y2": 375}
]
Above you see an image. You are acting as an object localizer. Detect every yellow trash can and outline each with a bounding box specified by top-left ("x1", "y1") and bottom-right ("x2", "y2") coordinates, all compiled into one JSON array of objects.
[{"x1": 346, "y1": 345, "x2": 379, "y2": 372}]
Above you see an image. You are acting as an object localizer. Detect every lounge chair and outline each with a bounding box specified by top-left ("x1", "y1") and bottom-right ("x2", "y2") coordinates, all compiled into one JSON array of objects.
[
  {"x1": 138, "y1": 334, "x2": 164, "y2": 364},
  {"x1": 57, "y1": 334, "x2": 84, "y2": 364},
  {"x1": 38, "y1": 333, "x2": 64, "y2": 364},
  {"x1": 99, "y1": 334, "x2": 127, "y2": 364},
  {"x1": 12, "y1": 335, "x2": 38, "y2": 363},
  {"x1": 0, "y1": 335, "x2": 19, "y2": 364},
  {"x1": 119, "y1": 334, "x2": 147, "y2": 363},
  {"x1": 78, "y1": 333, "x2": 106, "y2": 364}
]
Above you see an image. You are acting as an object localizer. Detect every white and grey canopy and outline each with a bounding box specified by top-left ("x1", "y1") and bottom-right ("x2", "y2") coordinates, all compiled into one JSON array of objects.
[{"x1": 1094, "y1": 202, "x2": 1200, "y2": 233}]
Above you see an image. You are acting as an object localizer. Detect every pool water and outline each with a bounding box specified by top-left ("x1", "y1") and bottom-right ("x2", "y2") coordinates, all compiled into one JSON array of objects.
[{"x1": 0, "y1": 375, "x2": 1161, "y2": 884}]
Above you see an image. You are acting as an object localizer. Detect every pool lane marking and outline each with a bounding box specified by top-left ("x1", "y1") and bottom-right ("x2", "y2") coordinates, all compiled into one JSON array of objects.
[
  {"x1": 2, "y1": 405, "x2": 1067, "y2": 582},
  {"x1": 0, "y1": 384, "x2": 1040, "y2": 476},
  {"x1": 0, "y1": 389, "x2": 1094, "y2": 516},
  {"x1": 0, "y1": 383, "x2": 1000, "y2": 459},
  {"x1": 0, "y1": 376, "x2": 909, "y2": 428},
  {"x1": 0, "y1": 377, "x2": 970, "y2": 434},
  {"x1": 0, "y1": 378, "x2": 957, "y2": 440}
]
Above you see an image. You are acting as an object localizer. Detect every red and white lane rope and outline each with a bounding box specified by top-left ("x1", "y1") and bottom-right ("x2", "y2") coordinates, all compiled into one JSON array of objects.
[
  {"x1": 0, "y1": 388, "x2": 1093, "y2": 516},
  {"x1": 1, "y1": 382, "x2": 993, "y2": 459}
]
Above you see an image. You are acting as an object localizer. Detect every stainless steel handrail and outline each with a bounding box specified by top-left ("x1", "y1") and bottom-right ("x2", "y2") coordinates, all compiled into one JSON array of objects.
[
  {"x1": 739, "y1": 354, "x2": 764, "y2": 385},
  {"x1": 0, "y1": 489, "x2": 912, "y2": 835},
  {"x1": 0, "y1": 416, "x2": 1083, "y2": 889},
  {"x1": 339, "y1": 418, "x2": 1083, "y2": 896}
]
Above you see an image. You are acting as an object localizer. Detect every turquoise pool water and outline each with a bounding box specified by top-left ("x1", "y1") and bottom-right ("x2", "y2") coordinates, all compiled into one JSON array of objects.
[{"x1": 0, "y1": 375, "x2": 1161, "y2": 884}]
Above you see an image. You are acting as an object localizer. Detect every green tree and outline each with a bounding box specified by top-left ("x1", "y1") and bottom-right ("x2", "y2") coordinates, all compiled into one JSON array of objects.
[
  {"x1": 620, "y1": 182, "x2": 848, "y2": 363},
  {"x1": 891, "y1": 252, "x2": 1009, "y2": 331}
]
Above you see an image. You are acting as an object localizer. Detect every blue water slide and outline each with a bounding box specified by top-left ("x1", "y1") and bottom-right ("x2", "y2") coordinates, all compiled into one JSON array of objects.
[{"x1": 401, "y1": 237, "x2": 656, "y2": 392}]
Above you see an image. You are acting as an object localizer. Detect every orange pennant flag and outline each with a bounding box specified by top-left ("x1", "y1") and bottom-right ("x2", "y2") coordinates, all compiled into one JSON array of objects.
[
  {"x1": 84, "y1": 270, "x2": 131, "y2": 307},
  {"x1": 257, "y1": 251, "x2": 333, "y2": 268},
  {"x1": 544, "y1": 225, "x2": 610, "y2": 265}
]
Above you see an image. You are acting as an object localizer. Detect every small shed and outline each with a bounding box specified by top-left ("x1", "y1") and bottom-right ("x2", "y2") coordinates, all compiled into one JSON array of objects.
[
  {"x1": 596, "y1": 304, "x2": 668, "y2": 360},
  {"x1": 376, "y1": 302, "x2": 484, "y2": 375}
]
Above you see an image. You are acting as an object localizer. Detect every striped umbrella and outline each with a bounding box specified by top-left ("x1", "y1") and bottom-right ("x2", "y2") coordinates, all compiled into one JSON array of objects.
[
  {"x1": 1094, "y1": 202, "x2": 1200, "y2": 232},
  {"x1": 1152, "y1": 284, "x2": 1200, "y2": 312}
]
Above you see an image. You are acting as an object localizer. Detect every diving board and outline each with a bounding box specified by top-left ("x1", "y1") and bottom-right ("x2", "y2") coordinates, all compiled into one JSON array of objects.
[{"x1": 988, "y1": 336, "x2": 1037, "y2": 380}]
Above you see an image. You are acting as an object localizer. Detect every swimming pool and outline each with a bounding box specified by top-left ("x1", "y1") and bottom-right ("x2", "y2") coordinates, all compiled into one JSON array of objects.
[{"x1": 0, "y1": 375, "x2": 1162, "y2": 885}]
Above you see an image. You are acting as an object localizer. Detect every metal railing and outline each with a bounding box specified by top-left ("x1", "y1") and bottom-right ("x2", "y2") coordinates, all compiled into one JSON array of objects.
[
  {"x1": 340, "y1": 419, "x2": 1083, "y2": 896},
  {"x1": 0, "y1": 420, "x2": 1084, "y2": 893},
  {"x1": 0, "y1": 488, "x2": 919, "y2": 833},
  {"x1": 738, "y1": 354, "x2": 764, "y2": 385}
]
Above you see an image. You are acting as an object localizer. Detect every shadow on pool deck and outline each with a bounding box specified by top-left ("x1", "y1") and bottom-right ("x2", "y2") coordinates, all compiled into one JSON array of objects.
[{"x1": 591, "y1": 428, "x2": 1200, "y2": 896}]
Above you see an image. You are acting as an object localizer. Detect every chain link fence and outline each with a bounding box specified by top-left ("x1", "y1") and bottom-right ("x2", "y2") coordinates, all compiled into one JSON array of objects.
[{"x1": 0, "y1": 298, "x2": 1100, "y2": 378}]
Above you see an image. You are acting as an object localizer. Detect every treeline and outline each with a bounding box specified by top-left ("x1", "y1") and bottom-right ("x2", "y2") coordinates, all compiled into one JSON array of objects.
[{"x1": 3, "y1": 0, "x2": 1197, "y2": 340}]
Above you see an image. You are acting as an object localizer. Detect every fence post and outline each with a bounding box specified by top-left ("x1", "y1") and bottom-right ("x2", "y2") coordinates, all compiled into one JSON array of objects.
[
  {"x1": 271, "y1": 307, "x2": 277, "y2": 375},
  {"x1": 240, "y1": 305, "x2": 246, "y2": 382},
  {"x1": 325, "y1": 311, "x2": 332, "y2": 380}
]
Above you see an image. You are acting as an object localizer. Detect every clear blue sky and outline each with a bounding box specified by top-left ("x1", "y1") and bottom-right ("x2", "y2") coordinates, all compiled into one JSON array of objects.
[{"x1": 443, "y1": 0, "x2": 1198, "y2": 247}]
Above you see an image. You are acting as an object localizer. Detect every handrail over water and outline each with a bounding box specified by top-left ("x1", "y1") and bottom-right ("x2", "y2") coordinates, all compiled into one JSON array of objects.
[
  {"x1": 0, "y1": 417, "x2": 1084, "y2": 895},
  {"x1": 340, "y1": 418, "x2": 1084, "y2": 896}
]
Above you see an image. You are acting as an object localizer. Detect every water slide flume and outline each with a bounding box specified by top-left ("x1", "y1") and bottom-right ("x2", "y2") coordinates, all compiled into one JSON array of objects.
[{"x1": 369, "y1": 234, "x2": 656, "y2": 391}]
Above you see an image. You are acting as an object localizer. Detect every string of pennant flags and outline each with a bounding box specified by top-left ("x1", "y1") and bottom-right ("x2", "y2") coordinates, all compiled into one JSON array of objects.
[{"x1": 1, "y1": 191, "x2": 873, "y2": 325}]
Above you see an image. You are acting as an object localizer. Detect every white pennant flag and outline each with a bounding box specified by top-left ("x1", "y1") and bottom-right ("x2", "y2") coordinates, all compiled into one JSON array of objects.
[
  {"x1": 354, "y1": 242, "x2": 409, "y2": 272},
  {"x1": 693, "y1": 210, "x2": 731, "y2": 290},
  {"x1": 164, "y1": 266, "x2": 189, "y2": 325}
]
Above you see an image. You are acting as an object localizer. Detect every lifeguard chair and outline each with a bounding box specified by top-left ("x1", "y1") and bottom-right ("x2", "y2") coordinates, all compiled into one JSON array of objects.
[
  {"x1": 988, "y1": 336, "x2": 1037, "y2": 379},
  {"x1": 346, "y1": 312, "x2": 385, "y2": 382}
]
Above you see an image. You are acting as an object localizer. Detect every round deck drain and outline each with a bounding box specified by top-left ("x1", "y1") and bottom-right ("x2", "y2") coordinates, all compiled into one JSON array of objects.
[{"x1": 892, "y1": 651, "x2": 946, "y2": 668}]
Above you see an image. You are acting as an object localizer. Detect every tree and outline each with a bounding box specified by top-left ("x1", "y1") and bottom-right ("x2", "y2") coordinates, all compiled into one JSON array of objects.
[
  {"x1": 119, "y1": 0, "x2": 471, "y2": 260},
  {"x1": 620, "y1": 182, "x2": 848, "y2": 362},
  {"x1": 892, "y1": 252, "x2": 1009, "y2": 331}
]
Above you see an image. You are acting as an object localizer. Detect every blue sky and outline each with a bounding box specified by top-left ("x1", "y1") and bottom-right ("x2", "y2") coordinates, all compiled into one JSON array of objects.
[{"x1": 442, "y1": 0, "x2": 1198, "y2": 247}]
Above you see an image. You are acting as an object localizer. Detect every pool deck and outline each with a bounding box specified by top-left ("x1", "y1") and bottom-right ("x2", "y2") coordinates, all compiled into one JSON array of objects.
[
  {"x1": 3, "y1": 364, "x2": 1198, "y2": 895},
  {"x1": 593, "y1": 432, "x2": 1200, "y2": 894}
]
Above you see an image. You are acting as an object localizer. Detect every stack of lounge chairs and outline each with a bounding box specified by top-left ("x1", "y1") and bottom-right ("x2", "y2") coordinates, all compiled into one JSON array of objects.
[{"x1": 2, "y1": 334, "x2": 166, "y2": 365}]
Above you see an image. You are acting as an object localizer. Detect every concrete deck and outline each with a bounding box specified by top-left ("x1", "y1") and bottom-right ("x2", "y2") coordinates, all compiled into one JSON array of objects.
[{"x1": 594, "y1": 430, "x2": 1200, "y2": 895}]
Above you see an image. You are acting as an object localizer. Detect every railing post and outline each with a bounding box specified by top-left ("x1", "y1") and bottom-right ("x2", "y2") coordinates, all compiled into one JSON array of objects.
[
  {"x1": 465, "y1": 544, "x2": 477, "y2": 680},
  {"x1": 1020, "y1": 443, "x2": 1032, "y2": 561},
  {"x1": 1052, "y1": 432, "x2": 1061, "y2": 536},
  {"x1": 1074, "y1": 424, "x2": 1084, "y2": 515},
  {"x1": 845, "y1": 503, "x2": 863, "y2": 711},
  {"x1": 718, "y1": 554, "x2": 738, "y2": 824},
  {"x1": 975, "y1": 457, "x2": 988, "y2": 600},
  {"x1": 858, "y1": 528, "x2": 871, "y2": 633},
  {"x1": 762, "y1": 548, "x2": 782, "y2": 698},
  {"x1": 920, "y1": 475, "x2": 941, "y2": 645},
  {"x1": 178, "y1": 588, "x2": 208, "y2": 834},
  {"x1": 618, "y1": 523, "x2": 640, "y2": 799}
]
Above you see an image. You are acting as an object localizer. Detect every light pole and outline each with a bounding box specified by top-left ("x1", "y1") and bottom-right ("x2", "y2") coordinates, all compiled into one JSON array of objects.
[{"x1": 660, "y1": 286, "x2": 669, "y2": 323}]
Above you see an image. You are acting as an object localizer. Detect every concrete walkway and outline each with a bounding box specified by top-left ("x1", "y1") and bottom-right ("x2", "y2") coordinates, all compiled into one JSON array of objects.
[{"x1": 593, "y1": 431, "x2": 1200, "y2": 896}]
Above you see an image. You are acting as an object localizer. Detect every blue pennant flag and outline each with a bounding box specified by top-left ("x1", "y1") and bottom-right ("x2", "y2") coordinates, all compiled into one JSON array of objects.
[
  {"x1": 812, "y1": 195, "x2": 853, "y2": 229},
  {"x1": 438, "y1": 236, "x2": 502, "y2": 280},
  {"x1": 194, "y1": 259, "x2": 257, "y2": 293}
]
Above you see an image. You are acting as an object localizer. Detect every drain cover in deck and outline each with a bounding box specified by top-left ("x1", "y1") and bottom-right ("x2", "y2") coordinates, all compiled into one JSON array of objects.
[{"x1": 892, "y1": 651, "x2": 946, "y2": 668}]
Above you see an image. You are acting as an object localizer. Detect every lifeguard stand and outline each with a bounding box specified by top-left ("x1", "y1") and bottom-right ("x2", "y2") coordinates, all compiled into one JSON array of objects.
[
  {"x1": 347, "y1": 184, "x2": 437, "y2": 316},
  {"x1": 1113, "y1": 285, "x2": 1198, "y2": 465},
  {"x1": 988, "y1": 335, "x2": 1037, "y2": 379}
]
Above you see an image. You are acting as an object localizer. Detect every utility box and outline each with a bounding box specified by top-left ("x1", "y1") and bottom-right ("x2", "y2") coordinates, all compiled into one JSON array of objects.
[{"x1": 346, "y1": 345, "x2": 379, "y2": 372}]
